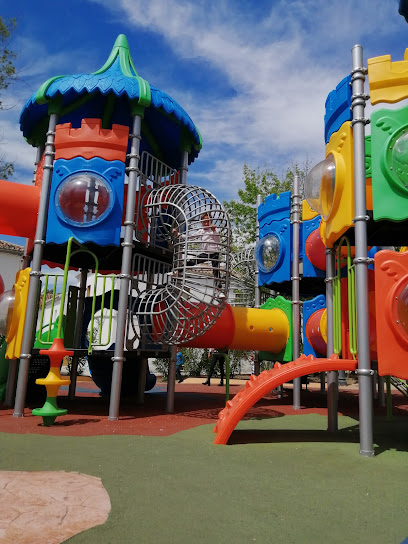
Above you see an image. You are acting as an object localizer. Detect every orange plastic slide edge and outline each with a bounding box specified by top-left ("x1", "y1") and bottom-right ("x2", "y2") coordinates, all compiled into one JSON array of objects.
[{"x1": 213, "y1": 354, "x2": 357, "y2": 445}]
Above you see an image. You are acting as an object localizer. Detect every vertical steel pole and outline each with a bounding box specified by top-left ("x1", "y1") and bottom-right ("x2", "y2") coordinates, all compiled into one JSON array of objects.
[
  {"x1": 326, "y1": 248, "x2": 338, "y2": 431},
  {"x1": 179, "y1": 149, "x2": 189, "y2": 185},
  {"x1": 378, "y1": 374, "x2": 385, "y2": 407},
  {"x1": 136, "y1": 356, "x2": 148, "y2": 405},
  {"x1": 166, "y1": 345, "x2": 177, "y2": 413},
  {"x1": 22, "y1": 145, "x2": 45, "y2": 269},
  {"x1": 351, "y1": 45, "x2": 374, "y2": 457},
  {"x1": 13, "y1": 114, "x2": 59, "y2": 417},
  {"x1": 6, "y1": 146, "x2": 44, "y2": 406},
  {"x1": 68, "y1": 268, "x2": 88, "y2": 400},
  {"x1": 254, "y1": 194, "x2": 262, "y2": 376},
  {"x1": 109, "y1": 114, "x2": 143, "y2": 420},
  {"x1": 292, "y1": 175, "x2": 301, "y2": 409}
]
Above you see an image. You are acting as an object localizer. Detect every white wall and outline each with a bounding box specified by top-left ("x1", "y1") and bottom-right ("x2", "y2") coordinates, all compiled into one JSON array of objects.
[{"x1": 0, "y1": 248, "x2": 23, "y2": 291}]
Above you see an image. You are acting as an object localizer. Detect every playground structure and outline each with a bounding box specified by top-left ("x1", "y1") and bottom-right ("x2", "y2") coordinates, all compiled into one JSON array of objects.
[
  {"x1": 0, "y1": 35, "x2": 407, "y2": 457},
  {"x1": 0, "y1": 35, "x2": 294, "y2": 425},
  {"x1": 212, "y1": 45, "x2": 408, "y2": 456}
]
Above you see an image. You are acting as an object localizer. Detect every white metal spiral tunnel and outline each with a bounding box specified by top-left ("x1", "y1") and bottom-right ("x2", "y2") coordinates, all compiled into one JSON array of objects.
[{"x1": 134, "y1": 185, "x2": 231, "y2": 345}]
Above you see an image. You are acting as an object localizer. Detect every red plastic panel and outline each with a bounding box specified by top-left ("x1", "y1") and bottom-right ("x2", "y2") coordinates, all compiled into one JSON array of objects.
[
  {"x1": 375, "y1": 250, "x2": 408, "y2": 379},
  {"x1": 213, "y1": 354, "x2": 357, "y2": 445}
]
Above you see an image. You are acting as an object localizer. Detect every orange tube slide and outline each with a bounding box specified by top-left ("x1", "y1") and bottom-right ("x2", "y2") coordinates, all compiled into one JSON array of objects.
[
  {"x1": 183, "y1": 304, "x2": 290, "y2": 352},
  {"x1": 0, "y1": 180, "x2": 40, "y2": 239}
]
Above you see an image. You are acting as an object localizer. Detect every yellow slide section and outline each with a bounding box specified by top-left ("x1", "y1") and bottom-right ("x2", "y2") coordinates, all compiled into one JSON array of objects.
[{"x1": 183, "y1": 304, "x2": 290, "y2": 353}]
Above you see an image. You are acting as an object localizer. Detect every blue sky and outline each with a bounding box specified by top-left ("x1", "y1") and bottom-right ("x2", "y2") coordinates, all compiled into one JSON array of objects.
[{"x1": 0, "y1": 0, "x2": 407, "y2": 247}]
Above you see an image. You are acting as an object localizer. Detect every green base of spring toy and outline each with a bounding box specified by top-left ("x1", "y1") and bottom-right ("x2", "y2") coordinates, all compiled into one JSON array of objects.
[{"x1": 32, "y1": 397, "x2": 67, "y2": 426}]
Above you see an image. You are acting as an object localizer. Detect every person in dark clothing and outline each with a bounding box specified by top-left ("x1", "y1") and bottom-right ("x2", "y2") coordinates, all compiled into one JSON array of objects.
[
  {"x1": 202, "y1": 347, "x2": 228, "y2": 386},
  {"x1": 176, "y1": 349, "x2": 185, "y2": 383}
]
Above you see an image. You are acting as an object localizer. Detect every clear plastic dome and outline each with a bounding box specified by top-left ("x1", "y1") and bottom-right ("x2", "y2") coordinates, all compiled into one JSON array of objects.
[
  {"x1": 255, "y1": 234, "x2": 280, "y2": 273},
  {"x1": 304, "y1": 155, "x2": 336, "y2": 220},
  {"x1": 57, "y1": 173, "x2": 112, "y2": 225},
  {"x1": 397, "y1": 284, "x2": 408, "y2": 335},
  {"x1": 0, "y1": 290, "x2": 15, "y2": 337},
  {"x1": 391, "y1": 132, "x2": 408, "y2": 189}
]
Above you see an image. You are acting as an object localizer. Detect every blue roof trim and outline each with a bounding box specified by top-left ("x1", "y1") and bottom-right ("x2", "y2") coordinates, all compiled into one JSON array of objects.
[
  {"x1": 150, "y1": 85, "x2": 200, "y2": 144},
  {"x1": 18, "y1": 37, "x2": 202, "y2": 165},
  {"x1": 324, "y1": 75, "x2": 352, "y2": 144}
]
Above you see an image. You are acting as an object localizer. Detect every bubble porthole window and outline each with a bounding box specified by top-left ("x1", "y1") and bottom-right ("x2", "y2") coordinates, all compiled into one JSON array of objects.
[
  {"x1": 304, "y1": 155, "x2": 336, "y2": 220},
  {"x1": 390, "y1": 131, "x2": 408, "y2": 190},
  {"x1": 0, "y1": 290, "x2": 15, "y2": 337},
  {"x1": 57, "y1": 173, "x2": 112, "y2": 226},
  {"x1": 255, "y1": 234, "x2": 281, "y2": 273},
  {"x1": 397, "y1": 284, "x2": 408, "y2": 336}
]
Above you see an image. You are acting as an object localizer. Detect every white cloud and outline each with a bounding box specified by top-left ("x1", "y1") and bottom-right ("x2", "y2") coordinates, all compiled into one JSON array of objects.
[
  {"x1": 90, "y1": 0, "x2": 390, "y2": 200},
  {"x1": 1, "y1": 0, "x2": 405, "y2": 205}
]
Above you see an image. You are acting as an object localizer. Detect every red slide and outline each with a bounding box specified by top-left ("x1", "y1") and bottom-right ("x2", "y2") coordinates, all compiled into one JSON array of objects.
[{"x1": 213, "y1": 354, "x2": 358, "y2": 445}]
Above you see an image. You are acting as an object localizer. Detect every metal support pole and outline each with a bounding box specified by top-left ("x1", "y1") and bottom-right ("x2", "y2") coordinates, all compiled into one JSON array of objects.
[
  {"x1": 378, "y1": 374, "x2": 385, "y2": 407},
  {"x1": 22, "y1": 146, "x2": 45, "y2": 269},
  {"x1": 179, "y1": 149, "x2": 189, "y2": 185},
  {"x1": 351, "y1": 45, "x2": 374, "y2": 457},
  {"x1": 136, "y1": 356, "x2": 148, "y2": 405},
  {"x1": 68, "y1": 268, "x2": 88, "y2": 400},
  {"x1": 4, "y1": 359, "x2": 17, "y2": 407},
  {"x1": 292, "y1": 175, "x2": 301, "y2": 410},
  {"x1": 326, "y1": 248, "x2": 338, "y2": 432},
  {"x1": 254, "y1": 194, "x2": 263, "y2": 376},
  {"x1": 13, "y1": 114, "x2": 59, "y2": 417},
  {"x1": 166, "y1": 346, "x2": 177, "y2": 413},
  {"x1": 109, "y1": 114, "x2": 143, "y2": 420}
]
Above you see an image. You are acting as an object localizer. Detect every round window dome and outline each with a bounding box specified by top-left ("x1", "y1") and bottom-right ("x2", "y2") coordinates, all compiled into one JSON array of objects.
[
  {"x1": 255, "y1": 234, "x2": 281, "y2": 273},
  {"x1": 304, "y1": 155, "x2": 336, "y2": 220},
  {"x1": 0, "y1": 290, "x2": 15, "y2": 338},
  {"x1": 57, "y1": 173, "x2": 112, "y2": 225},
  {"x1": 390, "y1": 131, "x2": 408, "y2": 190}
]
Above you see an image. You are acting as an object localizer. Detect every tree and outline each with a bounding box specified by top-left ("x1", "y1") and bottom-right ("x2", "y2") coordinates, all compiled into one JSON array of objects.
[
  {"x1": 224, "y1": 161, "x2": 311, "y2": 247},
  {"x1": 0, "y1": 16, "x2": 17, "y2": 179}
]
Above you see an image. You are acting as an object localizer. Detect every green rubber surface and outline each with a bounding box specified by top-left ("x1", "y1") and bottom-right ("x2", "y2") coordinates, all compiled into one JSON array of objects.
[{"x1": 1, "y1": 413, "x2": 408, "y2": 544}]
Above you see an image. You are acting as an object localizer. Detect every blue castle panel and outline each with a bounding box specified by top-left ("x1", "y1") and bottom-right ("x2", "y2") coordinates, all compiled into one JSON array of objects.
[
  {"x1": 301, "y1": 216, "x2": 326, "y2": 278},
  {"x1": 324, "y1": 75, "x2": 352, "y2": 144},
  {"x1": 258, "y1": 218, "x2": 291, "y2": 285},
  {"x1": 258, "y1": 191, "x2": 291, "y2": 228},
  {"x1": 303, "y1": 294, "x2": 326, "y2": 357},
  {"x1": 46, "y1": 156, "x2": 125, "y2": 246}
]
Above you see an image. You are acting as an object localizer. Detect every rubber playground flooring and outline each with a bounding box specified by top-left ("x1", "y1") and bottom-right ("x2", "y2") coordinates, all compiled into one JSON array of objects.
[{"x1": 1, "y1": 379, "x2": 408, "y2": 543}]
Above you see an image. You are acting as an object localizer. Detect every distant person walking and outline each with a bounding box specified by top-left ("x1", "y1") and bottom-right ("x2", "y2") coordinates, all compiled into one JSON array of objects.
[
  {"x1": 202, "y1": 347, "x2": 228, "y2": 386},
  {"x1": 176, "y1": 349, "x2": 185, "y2": 383}
]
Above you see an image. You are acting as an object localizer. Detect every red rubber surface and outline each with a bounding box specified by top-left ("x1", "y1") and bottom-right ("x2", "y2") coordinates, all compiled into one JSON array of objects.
[{"x1": 213, "y1": 354, "x2": 358, "y2": 445}]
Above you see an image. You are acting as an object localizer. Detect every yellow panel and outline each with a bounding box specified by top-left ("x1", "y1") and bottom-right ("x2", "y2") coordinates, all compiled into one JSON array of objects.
[
  {"x1": 302, "y1": 199, "x2": 319, "y2": 220},
  {"x1": 320, "y1": 309, "x2": 327, "y2": 344},
  {"x1": 368, "y1": 49, "x2": 408, "y2": 105},
  {"x1": 6, "y1": 268, "x2": 31, "y2": 359},
  {"x1": 230, "y1": 306, "x2": 289, "y2": 352},
  {"x1": 321, "y1": 122, "x2": 355, "y2": 248}
]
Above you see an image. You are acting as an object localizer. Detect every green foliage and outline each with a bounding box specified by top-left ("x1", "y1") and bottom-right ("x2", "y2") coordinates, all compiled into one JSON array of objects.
[
  {"x1": 227, "y1": 349, "x2": 248, "y2": 377},
  {"x1": 153, "y1": 356, "x2": 169, "y2": 379},
  {"x1": 183, "y1": 347, "x2": 210, "y2": 377},
  {"x1": 0, "y1": 17, "x2": 17, "y2": 106},
  {"x1": 153, "y1": 348, "x2": 211, "y2": 380},
  {"x1": 0, "y1": 17, "x2": 16, "y2": 180},
  {"x1": 65, "y1": 356, "x2": 88, "y2": 376},
  {"x1": 224, "y1": 161, "x2": 310, "y2": 247}
]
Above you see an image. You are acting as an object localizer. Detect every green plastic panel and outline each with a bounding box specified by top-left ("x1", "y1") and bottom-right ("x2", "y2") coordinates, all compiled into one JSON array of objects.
[
  {"x1": 259, "y1": 295, "x2": 293, "y2": 362},
  {"x1": 371, "y1": 105, "x2": 408, "y2": 221},
  {"x1": 365, "y1": 135, "x2": 372, "y2": 179}
]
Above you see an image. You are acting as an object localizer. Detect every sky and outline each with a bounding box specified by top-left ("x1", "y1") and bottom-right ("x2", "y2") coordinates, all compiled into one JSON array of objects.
[{"x1": 0, "y1": 0, "x2": 407, "y2": 248}]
